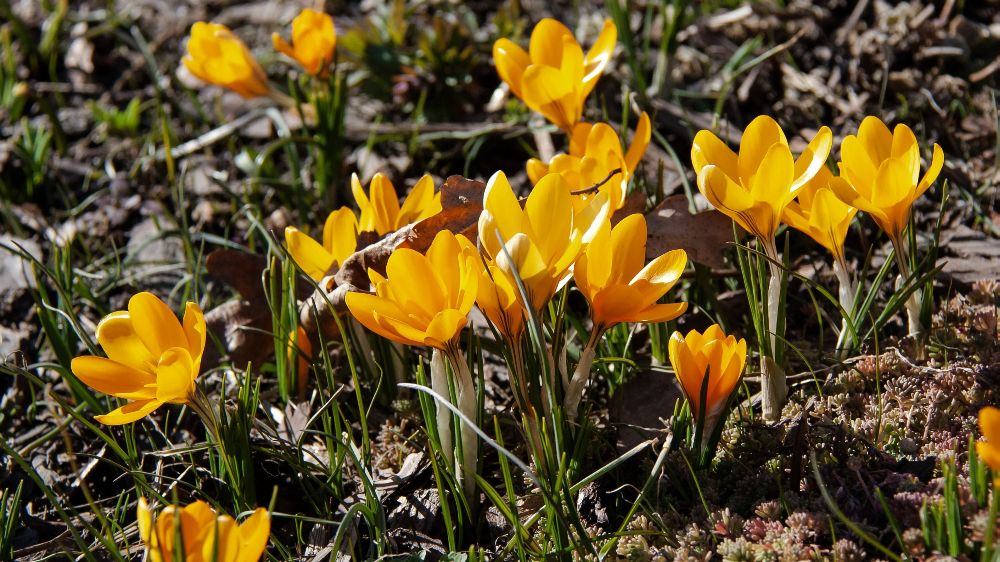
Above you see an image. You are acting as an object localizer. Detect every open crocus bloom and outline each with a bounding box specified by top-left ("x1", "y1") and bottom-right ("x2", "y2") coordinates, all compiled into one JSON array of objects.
[
  {"x1": 493, "y1": 18, "x2": 616, "y2": 132},
  {"x1": 478, "y1": 171, "x2": 610, "y2": 310},
  {"x1": 691, "y1": 115, "x2": 832, "y2": 242},
  {"x1": 70, "y1": 292, "x2": 206, "y2": 425},
  {"x1": 574, "y1": 214, "x2": 687, "y2": 331},
  {"x1": 782, "y1": 166, "x2": 858, "y2": 263},
  {"x1": 183, "y1": 22, "x2": 271, "y2": 99},
  {"x1": 527, "y1": 113, "x2": 651, "y2": 211},
  {"x1": 352, "y1": 173, "x2": 442, "y2": 236},
  {"x1": 272, "y1": 8, "x2": 336, "y2": 76},
  {"x1": 137, "y1": 498, "x2": 270, "y2": 562},
  {"x1": 345, "y1": 230, "x2": 479, "y2": 350},
  {"x1": 669, "y1": 325, "x2": 747, "y2": 427},
  {"x1": 978, "y1": 406, "x2": 1000, "y2": 482},
  {"x1": 832, "y1": 116, "x2": 944, "y2": 242},
  {"x1": 285, "y1": 207, "x2": 359, "y2": 281}
]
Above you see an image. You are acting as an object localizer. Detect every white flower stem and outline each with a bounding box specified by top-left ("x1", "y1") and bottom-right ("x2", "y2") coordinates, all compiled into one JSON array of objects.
[
  {"x1": 564, "y1": 332, "x2": 600, "y2": 420},
  {"x1": 446, "y1": 345, "x2": 478, "y2": 502},
  {"x1": 761, "y1": 238, "x2": 787, "y2": 421},
  {"x1": 833, "y1": 256, "x2": 857, "y2": 355},
  {"x1": 890, "y1": 234, "x2": 926, "y2": 359},
  {"x1": 429, "y1": 349, "x2": 453, "y2": 469}
]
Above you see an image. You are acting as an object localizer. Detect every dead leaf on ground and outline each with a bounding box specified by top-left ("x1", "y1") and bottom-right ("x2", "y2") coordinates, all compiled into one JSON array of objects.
[
  {"x1": 645, "y1": 194, "x2": 732, "y2": 269},
  {"x1": 202, "y1": 249, "x2": 311, "y2": 370}
]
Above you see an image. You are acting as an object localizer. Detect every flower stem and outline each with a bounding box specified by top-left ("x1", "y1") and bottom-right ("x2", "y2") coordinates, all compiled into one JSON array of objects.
[
  {"x1": 760, "y1": 238, "x2": 787, "y2": 421},
  {"x1": 890, "y1": 234, "x2": 925, "y2": 359},
  {"x1": 445, "y1": 345, "x2": 478, "y2": 503},
  {"x1": 564, "y1": 330, "x2": 600, "y2": 420},
  {"x1": 429, "y1": 349, "x2": 453, "y2": 469},
  {"x1": 833, "y1": 256, "x2": 857, "y2": 356}
]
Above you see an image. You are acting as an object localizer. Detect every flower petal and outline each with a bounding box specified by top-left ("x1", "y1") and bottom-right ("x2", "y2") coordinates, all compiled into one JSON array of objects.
[
  {"x1": 128, "y1": 292, "x2": 189, "y2": 359},
  {"x1": 791, "y1": 126, "x2": 833, "y2": 191},
  {"x1": 737, "y1": 115, "x2": 787, "y2": 181},
  {"x1": 624, "y1": 112, "x2": 651, "y2": 173},
  {"x1": 582, "y1": 19, "x2": 617, "y2": 98},
  {"x1": 322, "y1": 207, "x2": 359, "y2": 267},
  {"x1": 96, "y1": 311, "x2": 156, "y2": 372},
  {"x1": 529, "y1": 18, "x2": 573, "y2": 68},
  {"x1": 95, "y1": 398, "x2": 162, "y2": 425},
  {"x1": 155, "y1": 347, "x2": 196, "y2": 404},
  {"x1": 609, "y1": 214, "x2": 647, "y2": 283},
  {"x1": 424, "y1": 309, "x2": 468, "y2": 348},
  {"x1": 71, "y1": 356, "x2": 156, "y2": 399},
  {"x1": 914, "y1": 143, "x2": 944, "y2": 199},
  {"x1": 286, "y1": 226, "x2": 334, "y2": 281},
  {"x1": 692, "y1": 130, "x2": 738, "y2": 180},
  {"x1": 493, "y1": 38, "x2": 530, "y2": 98},
  {"x1": 238, "y1": 508, "x2": 271, "y2": 561}
]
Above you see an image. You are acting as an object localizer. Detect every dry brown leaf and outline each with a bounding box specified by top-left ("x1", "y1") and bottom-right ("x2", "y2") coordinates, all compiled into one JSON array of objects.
[
  {"x1": 202, "y1": 249, "x2": 312, "y2": 369},
  {"x1": 645, "y1": 195, "x2": 732, "y2": 269}
]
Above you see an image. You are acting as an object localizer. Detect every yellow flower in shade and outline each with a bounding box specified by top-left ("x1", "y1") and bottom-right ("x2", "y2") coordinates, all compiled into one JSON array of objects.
[
  {"x1": 493, "y1": 18, "x2": 616, "y2": 132},
  {"x1": 352, "y1": 173, "x2": 442, "y2": 236},
  {"x1": 476, "y1": 260, "x2": 526, "y2": 344},
  {"x1": 691, "y1": 115, "x2": 833, "y2": 242},
  {"x1": 137, "y1": 497, "x2": 269, "y2": 562},
  {"x1": 478, "y1": 171, "x2": 610, "y2": 311},
  {"x1": 183, "y1": 22, "x2": 271, "y2": 99},
  {"x1": 345, "y1": 230, "x2": 479, "y2": 350},
  {"x1": 832, "y1": 116, "x2": 945, "y2": 243},
  {"x1": 285, "y1": 207, "x2": 359, "y2": 281},
  {"x1": 527, "y1": 113, "x2": 651, "y2": 211},
  {"x1": 782, "y1": 167, "x2": 859, "y2": 263},
  {"x1": 70, "y1": 293, "x2": 206, "y2": 425},
  {"x1": 669, "y1": 325, "x2": 747, "y2": 427},
  {"x1": 978, "y1": 406, "x2": 1000, "y2": 481},
  {"x1": 272, "y1": 8, "x2": 336, "y2": 76},
  {"x1": 574, "y1": 214, "x2": 688, "y2": 332}
]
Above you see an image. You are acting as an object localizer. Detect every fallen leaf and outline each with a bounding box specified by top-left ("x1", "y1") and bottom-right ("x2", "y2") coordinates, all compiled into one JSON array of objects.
[
  {"x1": 202, "y1": 249, "x2": 312, "y2": 369},
  {"x1": 645, "y1": 195, "x2": 732, "y2": 269}
]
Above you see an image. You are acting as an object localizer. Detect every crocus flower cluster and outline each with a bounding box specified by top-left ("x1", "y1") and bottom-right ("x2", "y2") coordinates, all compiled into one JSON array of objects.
[
  {"x1": 692, "y1": 114, "x2": 943, "y2": 418},
  {"x1": 183, "y1": 8, "x2": 337, "y2": 99},
  {"x1": 284, "y1": 174, "x2": 441, "y2": 281}
]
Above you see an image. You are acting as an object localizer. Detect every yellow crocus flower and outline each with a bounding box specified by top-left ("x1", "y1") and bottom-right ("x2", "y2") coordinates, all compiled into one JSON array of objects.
[
  {"x1": 352, "y1": 173, "x2": 442, "y2": 236},
  {"x1": 478, "y1": 171, "x2": 610, "y2": 311},
  {"x1": 782, "y1": 167, "x2": 858, "y2": 263},
  {"x1": 493, "y1": 18, "x2": 616, "y2": 132},
  {"x1": 476, "y1": 259, "x2": 527, "y2": 345},
  {"x1": 183, "y1": 22, "x2": 271, "y2": 99},
  {"x1": 832, "y1": 116, "x2": 944, "y2": 244},
  {"x1": 70, "y1": 293, "x2": 206, "y2": 425},
  {"x1": 527, "y1": 113, "x2": 651, "y2": 211},
  {"x1": 137, "y1": 497, "x2": 270, "y2": 562},
  {"x1": 669, "y1": 324, "x2": 747, "y2": 431},
  {"x1": 284, "y1": 207, "x2": 359, "y2": 281},
  {"x1": 272, "y1": 8, "x2": 337, "y2": 77},
  {"x1": 345, "y1": 230, "x2": 479, "y2": 350},
  {"x1": 978, "y1": 406, "x2": 1000, "y2": 482},
  {"x1": 574, "y1": 213, "x2": 687, "y2": 332},
  {"x1": 691, "y1": 115, "x2": 833, "y2": 243}
]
